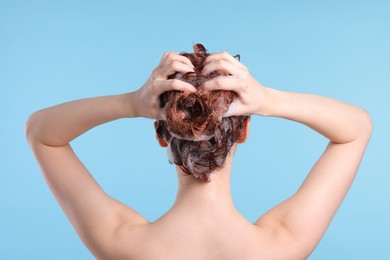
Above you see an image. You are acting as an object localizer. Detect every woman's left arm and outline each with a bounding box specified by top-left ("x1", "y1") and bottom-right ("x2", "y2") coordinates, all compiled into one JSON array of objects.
[{"x1": 25, "y1": 52, "x2": 196, "y2": 258}]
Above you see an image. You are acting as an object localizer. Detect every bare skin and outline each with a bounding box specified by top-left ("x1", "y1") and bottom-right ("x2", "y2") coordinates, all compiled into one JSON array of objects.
[{"x1": 25, "y1": 51, "x2": 373, "y2": 259}]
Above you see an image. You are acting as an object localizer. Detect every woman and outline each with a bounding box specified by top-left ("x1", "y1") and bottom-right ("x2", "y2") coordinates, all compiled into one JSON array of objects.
[{"x1": 25, "y1": 44, "x2": 372, "y2": 259}]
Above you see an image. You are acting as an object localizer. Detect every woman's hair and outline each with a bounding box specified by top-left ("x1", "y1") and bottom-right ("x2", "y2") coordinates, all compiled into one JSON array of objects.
[{"x1": 156, "y1": 43, "x2": 249, "y2": 182}]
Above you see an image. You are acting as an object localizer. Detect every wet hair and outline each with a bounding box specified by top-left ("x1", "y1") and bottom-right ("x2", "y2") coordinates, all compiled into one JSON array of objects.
[{"x1": 156, "y1": 43, "x2": 249, "y2": 182}]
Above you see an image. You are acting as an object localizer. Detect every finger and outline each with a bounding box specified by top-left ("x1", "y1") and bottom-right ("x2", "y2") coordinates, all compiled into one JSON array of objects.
[
  {"x1": 158, "y1": 60, "x2": 195, "y2": 78},
  {"x1": 159, "y1": 79, "x2": 197, "y2": 93},
  {"x1": 162, "y1": 52, "x2": 194, "y2": 68},
  {"x1": 202, "y1": 59, "x2": 242, "y2": 76},
  {"x1": 205, "y1": 51, "x2": 247, "y2": 70},
  {"x1": 200, "y1": 76, "x2": 243, "y2": 92}
]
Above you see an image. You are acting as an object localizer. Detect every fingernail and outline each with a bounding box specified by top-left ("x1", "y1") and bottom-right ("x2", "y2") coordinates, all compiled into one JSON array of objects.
[{"x1": 186, "y1": 84, "x2": 196, "y2": 92}]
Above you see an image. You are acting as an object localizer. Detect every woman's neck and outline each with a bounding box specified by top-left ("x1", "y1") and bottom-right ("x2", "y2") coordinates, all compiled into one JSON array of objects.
[{"x1": 171, "y1": 163, "x2": 238, "y2": 215}]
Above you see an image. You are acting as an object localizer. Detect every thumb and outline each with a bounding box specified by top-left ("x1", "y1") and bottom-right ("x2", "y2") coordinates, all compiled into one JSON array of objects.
[
  {"x1": 222, "y1": 100, "x2": 240, "y2": 117},
  {"x1": 158, "y1": 109, "x2": 167, "y2": 120}
]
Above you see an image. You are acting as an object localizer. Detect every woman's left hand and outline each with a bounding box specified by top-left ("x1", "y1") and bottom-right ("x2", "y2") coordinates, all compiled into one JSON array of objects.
[{"x1": 132, "y1": 52, "x2": 197, "y2": 120}]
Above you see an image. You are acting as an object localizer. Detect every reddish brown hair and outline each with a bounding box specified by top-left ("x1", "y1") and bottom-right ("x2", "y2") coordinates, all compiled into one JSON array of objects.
[{"x1": 156, "y1": 43, "x2": 249, "y2": 182}]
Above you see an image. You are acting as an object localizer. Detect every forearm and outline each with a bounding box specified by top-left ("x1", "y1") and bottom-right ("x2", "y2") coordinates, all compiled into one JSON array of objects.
[
  {"x1": 261, "y1": 87, "x2": 372, "y2": 143},
  {"x1": 25, "y1": 92, "x2": 136, "y2": 146}
]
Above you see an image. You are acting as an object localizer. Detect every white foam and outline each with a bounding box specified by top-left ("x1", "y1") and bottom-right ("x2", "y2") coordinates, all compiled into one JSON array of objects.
[
  {"x1": 169, "y1": 130, "x2": 214, "y2": 142},
  {"x1": 175, "y1": 72, "x2": 184, "y2": 79},
  {"x1": 167, "y1": 144, "x2": 175, "y2": 164}
]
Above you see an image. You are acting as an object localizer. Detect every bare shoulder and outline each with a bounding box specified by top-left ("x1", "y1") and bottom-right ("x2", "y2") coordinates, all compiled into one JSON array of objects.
[{"x1": 107, "y1": 212, "x2": 302, "y2": 260}]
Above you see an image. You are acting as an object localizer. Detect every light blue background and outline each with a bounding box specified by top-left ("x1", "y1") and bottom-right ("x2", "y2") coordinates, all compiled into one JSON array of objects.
[{"x1": 1, "y1": 0, "x2": 389, "y2": 259}]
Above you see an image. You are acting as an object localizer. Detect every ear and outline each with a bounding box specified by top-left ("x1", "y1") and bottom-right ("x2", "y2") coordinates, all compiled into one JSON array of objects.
[
  {"x1": 154, "y1": 121, "x2": 168, "y2": 147},
  {"x1": 236, "y1": 117, "x2": 251, "y2": 144}
]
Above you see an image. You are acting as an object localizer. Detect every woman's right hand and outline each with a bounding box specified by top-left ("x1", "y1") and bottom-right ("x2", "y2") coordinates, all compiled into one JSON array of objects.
[
  {"x1": 200, "y1": 51, "x2": 271, "y2": 117},
  {"x1": 133, "y1": 52, "x2": 196, "y2": 120}
]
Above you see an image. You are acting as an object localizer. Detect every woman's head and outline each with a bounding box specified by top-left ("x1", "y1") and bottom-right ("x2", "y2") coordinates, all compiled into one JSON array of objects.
[{"x1": 155, "y1": 43, "x2": 250, "y2": 182}]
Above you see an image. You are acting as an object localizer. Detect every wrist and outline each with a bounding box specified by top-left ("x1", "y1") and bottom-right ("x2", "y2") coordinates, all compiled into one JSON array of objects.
[
  {"x1": 256, "y1": 87, "x2": 285, "y2": 117},
  {"x1": 118, "y1": 92, "x2": 139, "y2": 118}
]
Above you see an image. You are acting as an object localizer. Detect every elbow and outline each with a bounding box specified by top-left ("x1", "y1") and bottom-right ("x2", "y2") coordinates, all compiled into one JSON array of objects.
[
  {"x1": 25, "y1": 112, "x2": 40, "y2": 145},
  {"x1": 359, "y1": 107, "x2": 373, "y2": 140},
  {"x1": 25, "y1": 113, "x2": 34, "y2": 144},
  {"x1": 363, "y1": 108, "x2": 373, "y2": 135}
]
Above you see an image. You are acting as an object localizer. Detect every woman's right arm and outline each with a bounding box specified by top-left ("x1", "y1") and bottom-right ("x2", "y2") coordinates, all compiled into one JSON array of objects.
[
  {"x1": 201, "y1": 52, "x2": 373, "y2": 258},
  {"x1": 25, "y1": 52, "x2": 196, "y2": 258}
]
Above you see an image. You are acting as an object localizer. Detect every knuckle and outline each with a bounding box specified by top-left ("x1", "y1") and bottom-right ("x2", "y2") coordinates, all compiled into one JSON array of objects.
[
  {"x1": 201, "y1": 81, "x2": 209, "y2": 88},
  {"x1": 151, "y1": 67, "x2": 160, "y2": 77},
  {"x1": 205, "y1": 55, "x2": 213, "y2": 63},
  {"x1": 209, "y1": 58, "x2": 217, "y2": 65},
  {"x1": 219, "y1": 59, "x2": 228, "y2": 67},
  {"x1": 239, "y1": 80, "x2": 247, "y2": 91},
  {"x1": 171, "y1": 79, "x2": 181, "y2": 88},
  {"x1": 171, "y1": 79, "x2": 178, "y2": 86},
  {"x1": 166, "y1": 52, "x2": 175, "y2": 60},
  {"x1": 222, "y1": 51, "x2": 232, "y2": 59},
  {"x1": 215, "y1": 78, "x2": 223, "y2": 87},
  {"x1": 241, "y1": 70, "x2": 250, "y2": 78},
  {"x1": 170, "y1": 60, "x2": 180, "y2": 69},
  {"x1": 150, "y1": 79, "x2": 158, "y2": 90}
]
